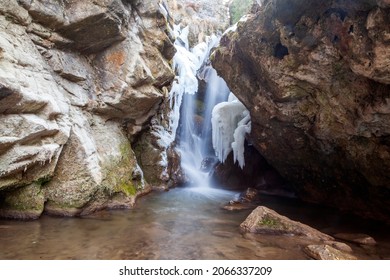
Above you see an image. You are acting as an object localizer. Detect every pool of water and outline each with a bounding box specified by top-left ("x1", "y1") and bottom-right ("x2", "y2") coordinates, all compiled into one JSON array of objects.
[{"x1": 0, "y1": 186, "x2": 389, "y2": 259}]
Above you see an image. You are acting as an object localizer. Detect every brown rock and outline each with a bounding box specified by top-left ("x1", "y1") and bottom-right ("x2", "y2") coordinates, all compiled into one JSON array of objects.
[
  {"x1": 212, "y1": 0, "x2": 390, "y2": 222},
  {"x1": 240, "y1": 188, "x2": 260, "y2": 202},
  {"x1": 240, "y1": 206, "x2": 334, "y2": 241},
  {"x1": 324, "y1": 241, "x2": 353, "y2": 253},
  {"x1": 304, "y1": 245, "x2": 357, "y2": 260},
  {"x1": 334, "y1": 233, "x2": 377, "y2": 246},
  {"x1": 223, "y1": 200, "x2": 253, "y2": 211}
]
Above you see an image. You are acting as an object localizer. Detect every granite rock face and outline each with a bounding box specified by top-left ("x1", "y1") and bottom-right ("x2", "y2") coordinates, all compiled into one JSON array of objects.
[
  {"x1": 0, "y1": 0, "x2": 174, "y2": 218},
  {"x1": 212, "y1": 0, "x2": 390, "y2": 221}
]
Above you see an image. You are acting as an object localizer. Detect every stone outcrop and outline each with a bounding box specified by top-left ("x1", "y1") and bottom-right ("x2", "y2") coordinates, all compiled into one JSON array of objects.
[
  {"x1": 0, "y1": 0, "x2": 175, "y2": 218},
  {"x1": 304, "y1": 244, "x2": 357, "y2": 260},
  {"x1": 240, "y1": 206, "x2": 334, "y2": 241},
  {"x1": 212, "y1": 0, "x2": 390, "y2": 222}
]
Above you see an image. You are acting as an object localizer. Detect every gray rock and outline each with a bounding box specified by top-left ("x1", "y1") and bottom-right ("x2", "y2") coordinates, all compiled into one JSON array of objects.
[
  {"x1": 0, "y1": 0, "x2": 174, "y2": 218},
  {"x1": 304, "y1": 244, "x2": 357, "y2": 260},
  {"x1": 240, "y1": 206, "x2": 334, "y2": 241}
]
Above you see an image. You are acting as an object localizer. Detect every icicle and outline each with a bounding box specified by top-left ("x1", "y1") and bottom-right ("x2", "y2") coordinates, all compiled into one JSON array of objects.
[
  {"x1": 211, "y1": 98, "x2": 251, "y2": 169},
  {"x1": 231, "y1": 112, "x2": 251, "y2": 169}
]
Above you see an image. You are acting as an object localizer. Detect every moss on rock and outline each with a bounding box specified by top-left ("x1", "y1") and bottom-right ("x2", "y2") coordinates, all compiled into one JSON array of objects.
[
  {"x1": 0, "y1": 182, "x2": 45, "y2": 219},
  {"x1": 102, "y1": 140, "x2": 144, "y2": 198}
]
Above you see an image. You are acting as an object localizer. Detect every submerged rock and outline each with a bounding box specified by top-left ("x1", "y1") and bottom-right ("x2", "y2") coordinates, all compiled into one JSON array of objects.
[
  {"x1": 334, "y1": 233, "x2": 377, "y2": 246},
  {"x1": 212, "y1": 0, "x2": 390, "y2": 222},
  {"x1": 324, "y1": 241, "x2": 353, "y2": 253},
  {"x1": 223, "y1": 200, "x2": 254, "y2": 211},
  {"x1": 240, "y1": 206, "x2": 333, "y2": 241},
  {"x1": 304, "y1": 244, "x2": 357, "y2": 260}
]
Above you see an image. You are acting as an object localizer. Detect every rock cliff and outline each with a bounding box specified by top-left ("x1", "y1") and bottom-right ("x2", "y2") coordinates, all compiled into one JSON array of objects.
[
  {"x1": 0, "y1": 0, "x2": 175, "y2": 218},
  {"x1": 212, "y1": 0, "x2": 390, "y2": 221}
]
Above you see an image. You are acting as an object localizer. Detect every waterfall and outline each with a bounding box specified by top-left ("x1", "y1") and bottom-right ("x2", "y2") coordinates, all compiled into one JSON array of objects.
[
  {"x1": 157, "y1": 3, "x2": 250, "y2": 191},
  {"x1": 178, "y1": 64, "x2": 231, "y2": 188}
]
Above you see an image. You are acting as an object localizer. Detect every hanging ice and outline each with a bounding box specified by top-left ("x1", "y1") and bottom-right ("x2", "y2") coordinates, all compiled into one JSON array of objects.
[
  {"x1": 150, "y1": 18, "x2": 222, "y2": 170},
  {"x1": 211, "y1": 97, "x2": 251, "y2": 169}
]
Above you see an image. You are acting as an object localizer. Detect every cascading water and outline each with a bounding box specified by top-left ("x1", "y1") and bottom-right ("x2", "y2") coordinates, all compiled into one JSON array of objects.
[
  {"x1": 178, "y1": 62, "x2": 231, "y2": 189},
  {"x1": 157, "y1": 3, "x2": 249, "y2": 196}
]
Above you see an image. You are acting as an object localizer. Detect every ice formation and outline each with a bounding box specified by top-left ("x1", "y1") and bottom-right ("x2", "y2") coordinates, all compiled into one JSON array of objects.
[
  {"x1": 151, "y1": 6, "x2": 222, "y2": 169},
  {"x1": 211, "y1": 97, "x2": 251, "y2": 169}
]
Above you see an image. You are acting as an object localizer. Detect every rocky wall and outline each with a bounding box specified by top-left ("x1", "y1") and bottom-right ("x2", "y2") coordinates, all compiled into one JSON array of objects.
[
  {"x1": 212, "y1": 0, "x2": 390, "y2": 222},
  {"x1": 0, "y1": 0, "x2": 175, "y2": 218}
]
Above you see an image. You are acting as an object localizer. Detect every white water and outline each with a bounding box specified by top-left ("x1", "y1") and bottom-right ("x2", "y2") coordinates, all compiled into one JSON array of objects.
[
  {"x1": 156, "y1": 4, "x2": 249, "y2": 191},
  {"x1": 176, "y1": 33, "x2": 231, "y2": 189},
  {"x1": 178, "y1": 64, "x2": 231, "y2": 188}
]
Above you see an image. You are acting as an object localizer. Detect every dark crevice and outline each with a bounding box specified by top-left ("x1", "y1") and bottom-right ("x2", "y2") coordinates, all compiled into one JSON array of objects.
[
  {"x1": 348, "y1": 25, "x2": 354, "y2": 34},
  {"x1": 273, "y1": 43, "x2": 289, "y2": 59}
]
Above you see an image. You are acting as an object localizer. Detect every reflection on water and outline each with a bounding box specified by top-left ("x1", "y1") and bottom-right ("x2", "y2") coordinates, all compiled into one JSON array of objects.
[{"x1": 0, "y1": 187, "x2": 389, "y2": 260}]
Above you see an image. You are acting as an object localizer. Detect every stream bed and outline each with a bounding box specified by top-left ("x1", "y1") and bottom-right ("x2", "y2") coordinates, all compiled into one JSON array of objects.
[{"x1": 0, "y1": 186, "x2": 389, "y2": 259}]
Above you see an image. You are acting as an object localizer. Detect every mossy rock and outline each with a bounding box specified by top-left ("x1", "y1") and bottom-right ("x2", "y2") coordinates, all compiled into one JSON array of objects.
[
  {"x1": 102, "y1": 140, "x2": 145, "y2": 198},
  {"x1": 0, "y1": 183, "x2": 45, "y2": 219}
]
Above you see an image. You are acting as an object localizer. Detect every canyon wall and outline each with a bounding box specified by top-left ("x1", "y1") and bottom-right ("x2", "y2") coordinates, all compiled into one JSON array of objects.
[
  {"x1": 213, "y1": 0, "x2": 390, "y2": 221},
  {"x1": 0, "y1": 0, "x2": 175, "y2": 218}
]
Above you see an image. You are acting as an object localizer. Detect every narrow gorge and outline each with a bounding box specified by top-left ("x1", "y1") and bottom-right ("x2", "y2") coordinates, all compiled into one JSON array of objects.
[{"x1": 0, "y1": 0, "x2": 389, "y2": 260}]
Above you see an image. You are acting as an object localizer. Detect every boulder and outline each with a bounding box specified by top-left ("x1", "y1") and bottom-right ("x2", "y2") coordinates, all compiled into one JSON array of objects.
[
  {"x1": 304, "y1": 244, "x2": 357, "y2": 260},
  {"x1": 334, "y1": 233, "x2": 377, "y2": 246},
  {"x1": 240, "y1": 206, "x2": 334, "y2": 241},
  {"x1": 212, "y1": 0, "x2": 390, "y2": 222}
]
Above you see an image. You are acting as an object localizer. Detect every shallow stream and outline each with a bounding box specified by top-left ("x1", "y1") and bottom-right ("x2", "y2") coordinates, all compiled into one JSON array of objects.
[{"x1": 0, "y1": 186, "x2": 389, "y2": 259}]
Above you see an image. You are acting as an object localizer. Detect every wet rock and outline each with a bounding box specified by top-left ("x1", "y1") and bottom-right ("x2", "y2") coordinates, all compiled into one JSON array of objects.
[
  {"x1": 0, "y1": 183, "x2": 45, "y2": 220},
  {"x1": 304, "y1": 245, "x2": 357, "y2": 260},
  {"x1": 223, "y1": 200, "x2": 254, "y2": 211},
  {"x1": 240, "y1": 206, "x2": 333, "y2": 241},
  {"x1": 334, "y1": 233, "x2": 377, "y2": 246},
  {"x1": 167, "y1": 145, "x2": 186, "y2": 187},
  {"x1": 223, "y1": 188, "x2": 260, "y2": 211},
  {"x1": 324, "y1": 241, "x2": 353, "y2": 253},
  {"x1": 240, "y1": 188, "x2": 260, "y2": 203},
  {"x1": 212, "y1": 0, "x2": 390, "y2": 221}
]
